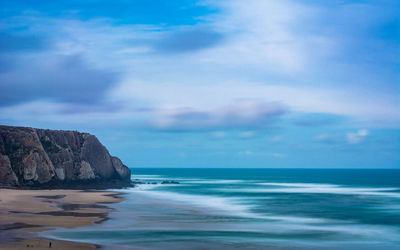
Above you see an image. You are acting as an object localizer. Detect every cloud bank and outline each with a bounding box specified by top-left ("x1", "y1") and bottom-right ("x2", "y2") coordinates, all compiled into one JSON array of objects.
[{"x1": 0, "y1": 0, "x2": 398, "y2": 168}]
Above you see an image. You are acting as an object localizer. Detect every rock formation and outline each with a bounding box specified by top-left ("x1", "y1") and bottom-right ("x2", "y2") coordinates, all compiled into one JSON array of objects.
[{"x1": 0, "y1": 125, "x2": 132, "y2": 188}]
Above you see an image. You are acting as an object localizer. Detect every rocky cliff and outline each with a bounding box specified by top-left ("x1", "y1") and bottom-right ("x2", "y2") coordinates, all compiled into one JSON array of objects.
[{"x1": 0, "y1": 125, "x2": 132, "y2": 189}]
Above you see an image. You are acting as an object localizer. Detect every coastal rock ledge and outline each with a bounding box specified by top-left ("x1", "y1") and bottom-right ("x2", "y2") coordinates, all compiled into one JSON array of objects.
[{"x1": 0, "y1": 125, "x2": 132, "y2": 189}]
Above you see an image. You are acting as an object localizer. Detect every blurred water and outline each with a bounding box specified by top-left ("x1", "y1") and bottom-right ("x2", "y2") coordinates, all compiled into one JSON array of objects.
[{"x1": 45, "y1": 168, "x2": 400, "y2": 249}]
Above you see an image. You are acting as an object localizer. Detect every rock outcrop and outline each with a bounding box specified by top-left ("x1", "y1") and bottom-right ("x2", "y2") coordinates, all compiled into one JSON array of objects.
[{"x1": 0, "y1": 125, "x2": 132, "y2": 189}]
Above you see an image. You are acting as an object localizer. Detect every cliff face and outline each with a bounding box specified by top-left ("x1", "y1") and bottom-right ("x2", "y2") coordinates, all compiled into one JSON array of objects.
[{"x1": 0, "y1": 125, "x2": 131, "y2": 188}]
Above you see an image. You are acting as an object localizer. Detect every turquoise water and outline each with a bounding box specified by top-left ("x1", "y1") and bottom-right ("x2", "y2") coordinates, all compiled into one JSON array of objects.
[{"x1": 46, "y1": 169, "x2": 400, "y2": 249}]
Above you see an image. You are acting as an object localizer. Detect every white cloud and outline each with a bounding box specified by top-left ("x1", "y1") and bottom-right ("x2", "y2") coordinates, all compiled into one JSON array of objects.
[
  {"x1": 200, "y1": 0, "x2": 322, "y2": 73},
  {"x1": 151, "y1": 100, "x2": 285, "y2": 131},
  {"x1": 270, "y1": 135, "x2": 282, "y2": 142},
  {"x1": 315, "y1": 134, "x2": 336, "y2": 143},
  {"x1": 272, "y1": 153, "x2": 285, "y2": 158},
  {"x1": 238, "y1": 131, "x2": 256, "y2": 138},
  {"x1": 346, "y1": 129, "x2": 370, "y2": 144},
  {"x1": 239, "y1": 150, "x2": 254, "y2": 156},
  {"x1": 212, "y1": 131, "x2": 227, "y2": 138},
  {"x1": 314, "y1": 129, "x2": 370, "y2": 145},
  {"x1": 113, "y1": 79, "x2": 399, "y2": 127},
  {"x1": 1, "y1": 1, "x2": 399, "y2": 130}
]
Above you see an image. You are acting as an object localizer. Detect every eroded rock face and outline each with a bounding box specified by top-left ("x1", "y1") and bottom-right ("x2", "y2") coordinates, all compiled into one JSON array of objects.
[
  {"x1": 111, "y1": 156, "x2": 131, "y2": 181},
  {"x1": 0, "y1": 125, "x2": 131, "y2": 188},
  {"x1": 0, "y1": 154, "x2": 19, "y2": 186},
  {"x1": 78, "y1": 161, "x2": 95, "y2": 180},
  {"x1": 80, "y1": 134, "x2": 115, "y2": 179}
]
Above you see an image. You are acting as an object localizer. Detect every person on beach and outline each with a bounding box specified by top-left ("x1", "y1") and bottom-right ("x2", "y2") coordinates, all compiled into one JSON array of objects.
[{"x1": 49, "y1": 241, "x2": 52, "y2": 248}]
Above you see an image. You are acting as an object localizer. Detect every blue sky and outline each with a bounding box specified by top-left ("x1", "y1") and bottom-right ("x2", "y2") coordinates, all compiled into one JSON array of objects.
[{"x1": 0, "y1": 0, "x2": 399, "y2": 168}]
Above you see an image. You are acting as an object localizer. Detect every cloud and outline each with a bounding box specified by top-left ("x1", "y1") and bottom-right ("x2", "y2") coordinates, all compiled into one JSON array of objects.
[
  {"x1": 238, "y1": 131, "x2": 256, "y2": 138},
  {"x1": 272, "y1": 153, "x2": 285, "y2": 158},
  {"x1": 0, "y1": 32, "x2": 51, "y2": 73},
  {"x1": 315, "y1": 129, "x2": 370, "y2": 145},
  {"x1": 0, "y1": 33, "x2": 49, "y2": 53},
  {"x1": 239, "y1": 150, "x2": 254, "y2": 156},
  {"x1": 152, "y1": 101, "x2": 286, "y2": 131},
  {"x1": 292, "y1": 113, "x2": 343, "y2": 127},
  {"x1": 198, "y1": 0, "x2": 335, "y2": 73},
  {"x1": 152, "y1": 28, "x2": 225, "y2": 53},
  {"x1": 115, "y1": 78, "x2": 400, "y2": 128},
  {"x1": 203, "y1": 0, "x2": 399, "y2": 75},
  {"x1": 0, "y1": 0, "x2": 398, "y2": 131},
  {"x1": 212, "y1": 131, "x2": 227, "y2": 138},
  {"x1": 346, "y1": 129, "x2": 369, "y2": 144},
  {"x1": 0, "y1": 54, "x2": 118, "y2": 106},
  {"x1": 314, "y1": 134, "x2": 341, "y2": 144},
  {"x1": 270, "y1": 135, "x2": 282, "y2": 142}
]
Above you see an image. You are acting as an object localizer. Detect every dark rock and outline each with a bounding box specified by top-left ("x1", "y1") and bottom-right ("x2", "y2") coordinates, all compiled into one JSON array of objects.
[
  {"x1": 111, "y1": 156, "x2": 131, "y2": 180},
  {"x1": 0, "y1": 127, "x2": 55, "y2": 185},
  {"x1": 161, "y1": 180, "x2": 179, "y2": 184},
  {"x1": 0, "y1": 125, "x2": 132, "y2": 189},
  {"x1": 0, "y1": 154, "x2": 19, "y2": 186},
  {"x1": 35, "y1": 195, "x2": 66, "y2": 199},
  {"x1": 80, "y1": 134, "x2": 114, "y2": 179},
  {"x1": 132, "y1": 180, "x2": 145, "y2": 185}
]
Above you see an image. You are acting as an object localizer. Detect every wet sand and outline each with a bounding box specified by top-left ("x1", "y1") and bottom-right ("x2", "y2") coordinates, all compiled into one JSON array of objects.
[{"x1": 0, "y1": 189, "x2": 124, "y2": 249}]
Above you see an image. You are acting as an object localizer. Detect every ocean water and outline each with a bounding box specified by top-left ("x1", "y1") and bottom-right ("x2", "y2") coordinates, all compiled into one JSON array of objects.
[{"x1": 45, "y1": 169, "x2": 400, "y2": 249}]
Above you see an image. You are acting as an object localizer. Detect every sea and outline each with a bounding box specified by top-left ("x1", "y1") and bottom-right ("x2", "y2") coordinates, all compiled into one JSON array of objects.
[{"x1": 44, "y1": 168, "x2": 400, "y2": 249}]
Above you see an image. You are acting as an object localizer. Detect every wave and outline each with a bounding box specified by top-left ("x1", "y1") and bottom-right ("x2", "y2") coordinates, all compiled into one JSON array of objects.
[
  {"x1": 128, "y1": 183, "x2": 163, "y2": 190},
  {"x1": 182, "y1": 179, "x2": 244, "y2": 184},
  {"x1": 122, "y1": 187, "x2": 332, "y2": 225},
  {"x1": 219, "y1": 184, "x2": 400, "y2": 197},
  {"x1": 258, "y1": 182, "x2": 338, "y2": 188},
  {"x1": 131, "y1": 174, "x2": 165, "y2": 180},
  {"x1": 124, "y1": 188, "x2": 253, "y2": 217},
  {"x1": 132, "y1": 174, "x2": 162, "y2": 178},
  {"x1": 131, "y1": 176, "x2": 244, "y2": 184}
]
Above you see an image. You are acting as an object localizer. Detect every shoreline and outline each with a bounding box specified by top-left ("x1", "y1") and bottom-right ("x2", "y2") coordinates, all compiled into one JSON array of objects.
[{"x1": 0, "y1": 188, "x2": 125, "y2": 249}]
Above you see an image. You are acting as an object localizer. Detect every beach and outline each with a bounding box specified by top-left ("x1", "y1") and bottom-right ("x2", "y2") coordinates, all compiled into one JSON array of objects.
[
  {"x1": 0, "y1": 189, "x2": 124, "y2": 249},
  {"x1": 1, "y1": 169, "x2": 400, "y2": 249}
]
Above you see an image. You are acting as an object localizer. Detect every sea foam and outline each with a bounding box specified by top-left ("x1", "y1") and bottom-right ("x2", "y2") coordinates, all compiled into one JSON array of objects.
[
  {"x1": 122, "y1": 187, "x2": 332, "y2": 225},
  {"x1": 220, "y1": 183, "x2": 400, "y2": 197}
]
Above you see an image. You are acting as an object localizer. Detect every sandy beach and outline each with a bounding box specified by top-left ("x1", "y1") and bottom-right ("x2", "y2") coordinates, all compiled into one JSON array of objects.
[{"x1": 0, "y1": 189, "x2": 124, "y2": 249}]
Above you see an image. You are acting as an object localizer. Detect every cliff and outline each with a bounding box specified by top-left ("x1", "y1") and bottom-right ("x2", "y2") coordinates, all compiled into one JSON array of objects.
[{"x1": 0, "y1": 125, "x2": 132, "y2": 189}]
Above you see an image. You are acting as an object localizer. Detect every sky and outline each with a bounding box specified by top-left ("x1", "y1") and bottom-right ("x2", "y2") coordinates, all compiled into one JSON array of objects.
[{"x1": 0, "y1": 0, "x2": 399, "y2": 168}]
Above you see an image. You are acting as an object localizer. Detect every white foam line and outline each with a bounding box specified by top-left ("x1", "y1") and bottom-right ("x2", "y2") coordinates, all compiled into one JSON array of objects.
[
  {"x1": 122, "y1": 188, "x2": 331, "y2": 224},
  {"x1": 131, "y1": 184, "x2": 163, "y2": 190},
  {"x1": 124, "y1": 188, "x2": 253, "y2": 217},
  {"x1": 182, "y1": 179, "x2": 244, "y2": 184},
  {"x1": 131, "y1": 176, "x2": 201, "y2": 181},
  {"x1": 258, "y1": 182, "x2": 338, "y2": 188},
  {"x1": 132, "y1": 177, "x2": 166, "y2": 180},
  {"x1": 275, "y1": 223, "x2": 400, "y2": 241},
  {"x1": 131, "y1": 175, "x2": 163, "y2": 178},
  {"x1": 219, "y1": 186, "x2": 400, "y2": 197}
]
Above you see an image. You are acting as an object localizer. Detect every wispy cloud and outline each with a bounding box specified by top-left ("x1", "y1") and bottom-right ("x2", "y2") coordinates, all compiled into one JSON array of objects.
[
  {"x1": 1, "y1": 1, "x2": 398, "y2": 127},
  {"x1": 0, "y1": 0, "x2": 398, "y2": 168},
  {"x1": 151, "y1": 101, "x2": 286, "y2": 131},
  {"x1": 211, "y1": 131, "x2": 227, "y2": 139},
  {"x1": 238, "y1": 150, "x2": 255, "y2": 156},
  {"x1": 272, "y1": 153, "x2": 285, "y2": 158},
  {"x1": 0, "y1": 32, "x2": 49, "y2": 53},
  {"x1": 152, "y1": 27, "x2": 225, "y2": 54},
  {"x1": 292, "y1": 113, "x2": 343, "y2": 127},
  {"x1": 346, "y1": 129, "x2": 369, "y2": 144},
  {"x1": 270, "y1": 135, "x2": 282, "y2": 143},
  {"x1": 315, "y1": 129, "x2": 370, "y2": 145},
  {"x1": 314, "y1": 134, "x2": 341, "y2": 144},
  {"x1": 0, "y1": 54, "x2": 117, "y2": 106},
  {"x1": 238, "y1": 131, "x2": 256, "y2": 138}
]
